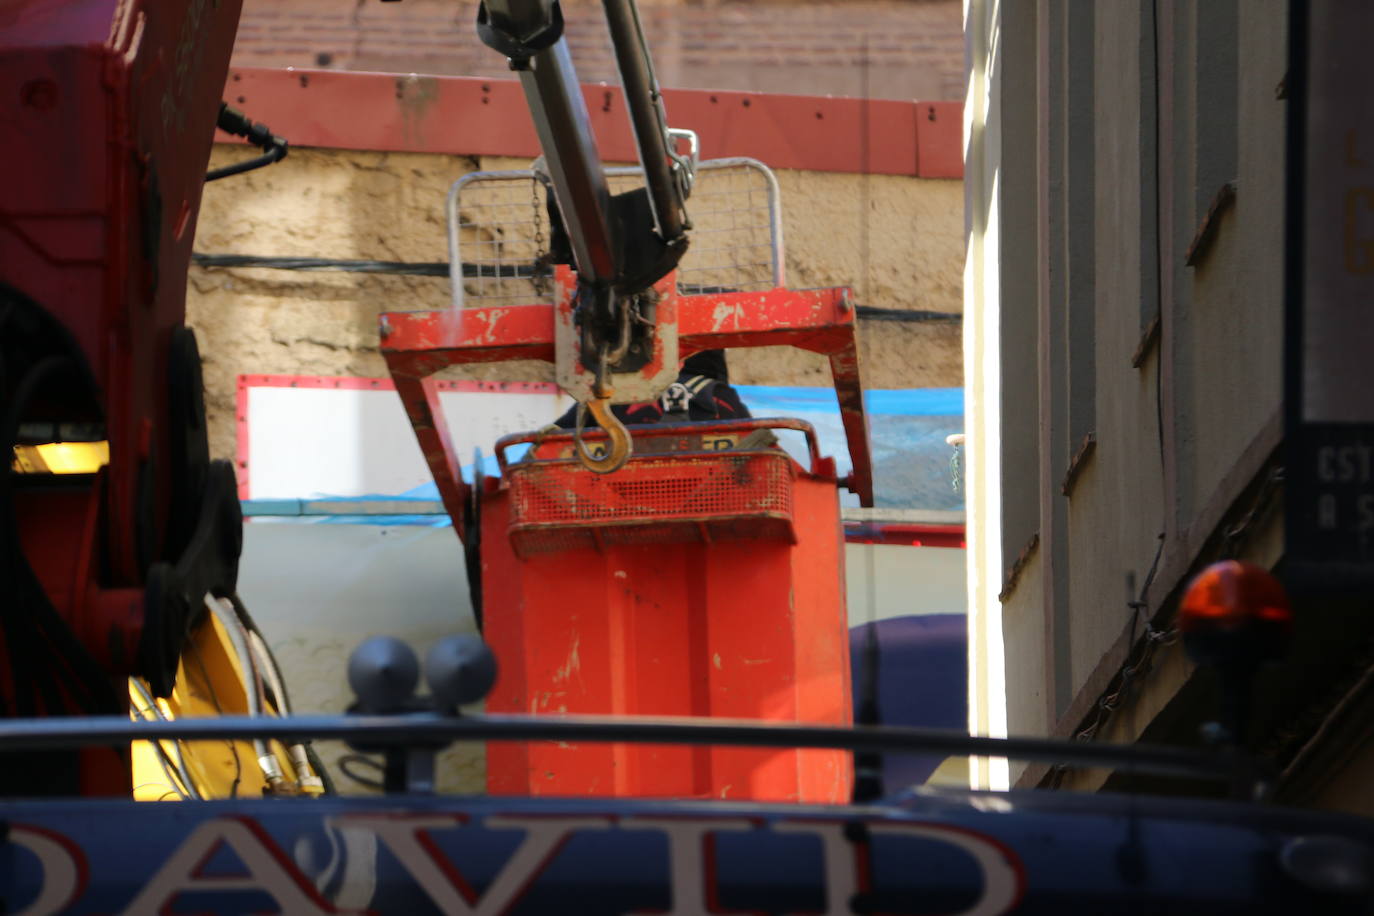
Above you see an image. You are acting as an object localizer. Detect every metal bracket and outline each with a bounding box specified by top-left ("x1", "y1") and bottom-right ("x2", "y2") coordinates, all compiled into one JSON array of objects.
[{"x1": 554, "y1": 267, "x2": 678, "y2": 405}]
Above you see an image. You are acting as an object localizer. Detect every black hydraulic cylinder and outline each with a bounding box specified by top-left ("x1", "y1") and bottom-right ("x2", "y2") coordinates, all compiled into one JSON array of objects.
[
  {"x1": 601, "y1": 0, "x2": 685, "y2": 243},
  {"x1": 521, "y1": 42, "x2": 618, "y2": 282},
  {"x1": 480, "y1": 1, "x2": 617, "y2": 282},
  {"x1": 475, "y1": 0, "x2": 563, "y2": 60}
]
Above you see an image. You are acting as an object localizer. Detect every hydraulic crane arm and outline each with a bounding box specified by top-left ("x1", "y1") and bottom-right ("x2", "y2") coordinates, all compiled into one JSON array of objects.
[
  {"x1": 477, "y1": 0, "x2": 692, "y2": 288},
  {"x1": 475, "y1": 0, "x2": 700, "y2": 471},
  {"x1": 600, "y1": 0, "x2": 691, "y2": 245},
  {"x1": 383, "y1": 3, "x2": 874, "y2": 511}
]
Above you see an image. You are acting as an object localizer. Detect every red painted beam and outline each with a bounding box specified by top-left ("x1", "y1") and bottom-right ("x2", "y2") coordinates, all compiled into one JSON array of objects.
[
  {"x1": 219, "y1": 67, "x2": 963, "y2": 178},
  {"x1": 380, "y1": 286, "x2": 876, "y2": 514},
  {"x1": 380, "y1": 288, "x2": 855, "y2": 368},
  {"x1": 843, "y1": 522, "x2": 966, "y2": 549},
  {"x1": 381, "y1": 306, "x2": 557, "y2": 373}
]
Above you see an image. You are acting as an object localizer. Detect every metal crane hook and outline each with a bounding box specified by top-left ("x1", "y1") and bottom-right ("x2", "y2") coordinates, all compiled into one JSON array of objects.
[
  {"x1": 573, "y1": 345, "x2": 633, "y2": 474},
  {"x1": 575, "y1": 397, "x2": 633, "y2": 474}
]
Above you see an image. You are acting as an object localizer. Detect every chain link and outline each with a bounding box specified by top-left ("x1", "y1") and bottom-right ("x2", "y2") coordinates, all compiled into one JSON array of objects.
[{"x1": 530, "y1": 175, "x2": 552, "y2": 297}]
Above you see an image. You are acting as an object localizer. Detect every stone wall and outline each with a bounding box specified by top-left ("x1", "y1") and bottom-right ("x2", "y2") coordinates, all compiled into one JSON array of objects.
[{"x1": 188, "y1": 144, "x2": 964, "y2": 462}]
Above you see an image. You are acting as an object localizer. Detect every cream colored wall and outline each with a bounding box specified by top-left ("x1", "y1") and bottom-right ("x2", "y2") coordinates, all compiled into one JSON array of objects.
[
  {"x1": 1057, "y1": 0, "x2": 1287, "y2": 725},
  {"x1": 189, "y1": 145, "x2": 963, "y2": 463},
  {"x1": 965, "y1": 0, "x2": 1290, "y2": 786},
  {"x1": 1058, "y1": 1, "x2": 1169, "y2": 694},
  {"x1": 960, "y1": 0, "x2": 1007, "y2": 791},
  {"x1": 1170, "y1": 0, "x2": 1287, "y2": 530},
  {"x1": 238, "y1": 525, "x2": 485, "y2": 794},
  {"x1": 1001, "y1": 555, "x2": 1047, "y2": 743}
]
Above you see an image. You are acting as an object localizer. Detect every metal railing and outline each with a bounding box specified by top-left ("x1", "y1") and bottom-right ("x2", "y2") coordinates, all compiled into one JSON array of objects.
[
  {"x1": 494, "y1": 417, "x2": 824, "y2": 473},
  {"x1": 445, "y1": 157, "x2": 786, "y2": 310},
  {"x1": 0, "y1": 713, "x2": 1258, "y2": 789}
]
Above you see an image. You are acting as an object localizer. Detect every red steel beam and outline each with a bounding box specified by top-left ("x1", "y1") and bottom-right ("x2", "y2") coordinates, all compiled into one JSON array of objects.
[
  {"x1": 381, "y1": 286, "x2": 876, "y2": 530},
  {"x1": 380, "y1": 288, "x2": 857, "y2": 363},
  {"x1": 826, "y1": 335, "x2": 873, "y2": 507}
]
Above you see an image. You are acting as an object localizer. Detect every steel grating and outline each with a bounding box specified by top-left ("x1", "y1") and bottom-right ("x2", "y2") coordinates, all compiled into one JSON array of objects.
[{"x1": 507, "y1": 450, "x2": 796, "y2": 555}]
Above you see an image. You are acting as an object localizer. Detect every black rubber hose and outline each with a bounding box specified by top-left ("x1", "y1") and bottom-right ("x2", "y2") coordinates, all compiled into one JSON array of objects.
[
  {"x1": 206, "y1": 144, "x2": 288, "y2": 182},
  {"x1": 228, "y1": 592, "x2": 335, "y2": 793}
]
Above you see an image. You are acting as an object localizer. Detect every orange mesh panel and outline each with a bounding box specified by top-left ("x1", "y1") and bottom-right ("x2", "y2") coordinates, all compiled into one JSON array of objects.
[{"x1": 507, "y1": 451, "x2": 796, "y2": 556}]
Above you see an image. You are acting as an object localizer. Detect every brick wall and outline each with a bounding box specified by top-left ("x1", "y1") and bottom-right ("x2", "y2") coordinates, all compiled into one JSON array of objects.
[{"x1": 232, "y1": 0, "x2": 965, "y2": 101}]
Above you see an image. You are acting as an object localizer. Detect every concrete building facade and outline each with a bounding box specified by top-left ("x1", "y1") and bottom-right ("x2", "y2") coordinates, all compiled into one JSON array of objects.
[{"x1": 964, "y1": 0, "x2": 1374, "y2": 810}]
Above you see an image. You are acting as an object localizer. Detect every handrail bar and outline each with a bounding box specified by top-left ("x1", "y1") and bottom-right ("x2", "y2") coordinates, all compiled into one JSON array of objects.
[
  {"x1": 447, "y1": 157, "x2": 786, "y2": 309},
  {"x1": 494, "y1": 417, "x2": 824, "y2": 473},
  {"x1": 0, "y1": 713, "x2": 1258, "y2": 786}
]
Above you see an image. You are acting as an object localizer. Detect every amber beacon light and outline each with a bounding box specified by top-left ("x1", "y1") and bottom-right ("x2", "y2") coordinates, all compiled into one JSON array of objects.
[
  {"x1": 1179, "y1": 560, "x2": 1294, "y2": 745},
  {"x1": 1179, "y1": 560, "x2": 1293, "y2": 662}
]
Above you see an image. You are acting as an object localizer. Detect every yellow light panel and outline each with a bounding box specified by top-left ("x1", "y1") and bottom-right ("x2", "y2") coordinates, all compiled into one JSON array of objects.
[{"x1": 11, "y1": 441, "x2": 109, "y2": 474}]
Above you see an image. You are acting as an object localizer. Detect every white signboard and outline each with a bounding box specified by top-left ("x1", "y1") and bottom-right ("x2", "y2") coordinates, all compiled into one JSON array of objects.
[{"x1": 238, "y1": 375, "x2": 572, "y2": 499}]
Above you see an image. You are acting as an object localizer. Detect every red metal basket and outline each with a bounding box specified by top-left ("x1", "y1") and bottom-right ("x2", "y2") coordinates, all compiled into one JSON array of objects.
[{"x1": 496, "y1": 420, "x2": 829, "y2": 557}]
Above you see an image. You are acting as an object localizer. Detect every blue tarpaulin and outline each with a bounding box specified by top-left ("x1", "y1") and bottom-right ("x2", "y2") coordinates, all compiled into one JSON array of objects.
[
  {"x1": 736, "y1": 385, "x2": 963, "y2": 510},
  {"x1": 244, "y1": 386, "x2": 965, "y2": 524}
]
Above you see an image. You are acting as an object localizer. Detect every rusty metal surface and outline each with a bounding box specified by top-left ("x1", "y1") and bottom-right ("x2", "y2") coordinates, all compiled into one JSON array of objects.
[
  {"x1": 381, "y1": 289, "x2": 855, "y2": 360},
  {"x1": 381, "y1": 372, "x2": 472, "y2": 537},
  {"x1": 481, "y1": 471, "x2": 854, "y2": 802},
  {"x1": 827, "y1": 336, "x2": 875, "y2": 507},
  {"x1": 505, "y1": 448, "x2": 799, "y2": 557},
  {"x1": 381, "y1": 285, "x2": 875, "y2": 521},
  {"x1": 553, "y1": 269, "x2": 679, "y2": 406}
]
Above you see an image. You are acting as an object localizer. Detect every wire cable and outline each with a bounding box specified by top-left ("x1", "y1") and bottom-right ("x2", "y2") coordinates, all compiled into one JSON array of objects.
[
  {"x1": 128, "y1": 696, "x2": 194, "y2": 801},
  {"x1": 185, "y1": 632, "x2": 242, "y2": 799},
  {"x1": 206, "y1": 595, "x2": 285, "y2": 790},
  {"x1": 337, "y1": 753, "x2": 385, "y2": 792},
  {"x1": 189, "y1": 254, "x2": 955, "y2": 323},
  {"x1": 130, "y1": 676, "x2": 202, "y2": 800},
  {"x1": 193, "y1": 253, "x2": 510, "y2": 278},
  {"x1": 231, "y1": 593, "x2": 329, "y2": 793}
]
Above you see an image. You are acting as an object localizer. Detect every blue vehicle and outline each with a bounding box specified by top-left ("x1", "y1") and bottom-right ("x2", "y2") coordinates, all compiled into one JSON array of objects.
[{"x1": 2, "y1": 703, "x2": 1373, "y2": 913}]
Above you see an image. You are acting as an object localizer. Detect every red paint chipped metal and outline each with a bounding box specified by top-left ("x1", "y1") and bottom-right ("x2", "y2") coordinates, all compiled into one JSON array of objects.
[{"x1": 381, "y1": 283, "x2": 876, "y2": 529}]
